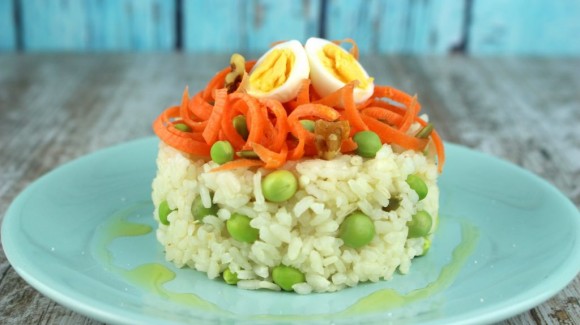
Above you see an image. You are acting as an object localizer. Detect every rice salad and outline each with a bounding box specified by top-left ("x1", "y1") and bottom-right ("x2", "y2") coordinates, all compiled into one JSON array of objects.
[{"x1": 151, "y1": 38, "x2": 445, "y2": 293}]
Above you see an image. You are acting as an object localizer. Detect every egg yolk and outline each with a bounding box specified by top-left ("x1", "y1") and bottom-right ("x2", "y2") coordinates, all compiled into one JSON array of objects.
[
  {"x1": 250, "y1": 48, "x2": 295, "y2": 92},
  {"x1": 318, "y1": 43, "x2": 373, "y2": 89}
]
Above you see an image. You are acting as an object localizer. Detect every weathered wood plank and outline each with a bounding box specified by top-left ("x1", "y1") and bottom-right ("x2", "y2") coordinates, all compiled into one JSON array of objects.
[
  {"x1": 183, "y1": 0, "x2": 321, "y2": 53},
  {"x1": 243, "y1": 0, "x2": 320, "y2": 51},
  {"x1": 182, "y1": 0, "x2": 245, "y2": 53},
  {"x1": 0, "y1": 0, "x2": 16, "y2": 51},
  {"x1": 469, "y1": 0, "x2": 580, "y2": 56},
  {"x1": 324, "y1": 0, "x2": 465, "y2": 54},
  {"x1": 84, "y1": 0, "x2": 176, "y2": 50},
  {"x1": 19, "y1": 0, "x2": 175, "y2": 51}
]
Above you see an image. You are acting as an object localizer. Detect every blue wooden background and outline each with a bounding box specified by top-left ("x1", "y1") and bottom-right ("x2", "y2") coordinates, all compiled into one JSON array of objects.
[{"x1": 1, "y1": 0, "x2": 579, "y2": 55}]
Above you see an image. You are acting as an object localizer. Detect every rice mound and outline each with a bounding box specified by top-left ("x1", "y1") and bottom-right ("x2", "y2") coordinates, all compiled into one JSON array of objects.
[{"x1": 152, "y1": 142, "x2": 439, "y2": 293}]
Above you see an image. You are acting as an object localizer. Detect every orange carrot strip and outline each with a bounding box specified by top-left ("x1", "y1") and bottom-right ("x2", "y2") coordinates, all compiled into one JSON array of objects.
[
  {"x1": 361, "y1": 115, "x2": 428, "y2": 151},
  {"x1": 415, "y1": 117, "x2": 445, "y2": 173},
  {"x1": 355, "y1": 96, "x2": 374, "y2": 110},
  {"x1": 287, "y1": 103, "x2": 341, "y2": 159},
  {"x1": 333, "y1": 38, "x2": 359, "y2": 60},
  {"x1": 202, "y1": 88, "x2": 228, "y2": 144},
  {"x1": 242, "y1": 95, "x2": 267, "y2": 149},
  {"x1": 285, "y1": 79, "x2": 312, "y2": 111},
  {"x1": 178, "y1": 86, "x2": 190, "y2": 119},
  {"x1": 399, "y1": 95, "x2": 419, "y2": 132},
  {"x1": 430, "y1": 130, "x2": 445, "y2": 173},
  {"x1": 190, "y1": 91, "x2": 213, "y2": 120},
  {"x1": 314, "y1": 84, "x2": 345, "y2": 107},
  {"x1": 260, "y1": 98, "x2": 289, "y2": 151},
  {"x1": 309, "y1": 85, "x2": 322, "y2": 102},
  {"x1": 370, "y1": 99, "x2": 406, "y2": 114},
  {"x1": 177, "y1": 89, "x2": 209, "y2": 131},
  {"x1": 210, "y1": 159, "x2": 264, "y2": 173},
  {"x1": 230, "y1": 97, "x2": 250, "y2": 115},
  {"x1": 202, "y1": 61, "x2": 257, "y2": 102},
  {"x1": 252, "y1": 142, "x2": 287, "y2": 169},
  {"x1": 361, "y1": 106, "x2": 403, "y2": 125},
  {"x1": 341, "y1": 138, "x2": 358, "y2": 153},
  {"x1": 373, "y1": 85, "x2": 422, "y2": 112},
  {"x1": 219, "y1": 95, "x2": 253, "y2": 150},
  {"x1": 152, "y1": 106, "x2": 211, "y2": 156},
  {"x1": 202, "y1": 67, "x2": 230, "y2": 102},
  {"x1": 296, "y1": 79, "x2": 311, "y2": 105},
  {"x1": 342, "y1": 82, "x2": 368, "y2": 133}
]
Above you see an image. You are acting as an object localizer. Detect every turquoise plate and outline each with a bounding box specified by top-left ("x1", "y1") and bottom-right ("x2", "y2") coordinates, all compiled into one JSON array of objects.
[{"x1": 2, "y1": 137, "x2": 579, "y2": 324}]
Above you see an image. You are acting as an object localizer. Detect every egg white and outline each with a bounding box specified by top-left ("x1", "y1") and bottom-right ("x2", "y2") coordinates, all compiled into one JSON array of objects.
[
  {"x1": 305, "y1": 37, "x2": 374, "y2": 105},
  {"x1": 246, "y1": 40, "x2": 310, "y2": 103}
]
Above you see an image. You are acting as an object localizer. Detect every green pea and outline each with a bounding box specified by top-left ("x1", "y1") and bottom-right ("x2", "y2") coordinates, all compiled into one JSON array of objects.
[
  {"x1": 158, "y1": 200, "x2": 173, "y2": 225},
  {"x1": 191, "y1": 196, "x2": 219, "y2": 221},
  {"x1": 223, "y1": 268, "x2": 239, "y2": 285},
  {"x1": 272, "y1": 265, "x2": 305, "y2": 291},
  {"x1": 407, "y1": 210, "x2": 432, "y2": 238},
  {"x1": 299, "y1": 120, "x2": 315, "y2": 132},
  {"x1": 353, "y1": 130, "x2": 382, "y2": 158},
  {"x1": 226, "y1": 213, "x2": 259, "y2": 243},
  {"x1": 174, "y1": 123, "x2": 191, "y2": 132},
  {"x1": 339, "y1": 211, "x2": 375, "y2": 249},
  {"x1": 233, "y1": 115, "x2": 249, "y2": 140},
  {"x1": 406, "y1": 174, "x2": 428, "y2": 200},
  {"x1": 210, "y1": 140, "x2": 234, "y2": 165},
  {"x1": 261, "y1": 170, "x2": 298, "y2": 202}
]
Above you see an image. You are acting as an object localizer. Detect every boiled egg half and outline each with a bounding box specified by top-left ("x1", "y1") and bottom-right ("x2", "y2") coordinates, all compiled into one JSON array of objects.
[
  {"x1": 305, "y1": 37, "x2": 374, "y2": 104},
  {"x1": 246, "y1": 40, "x2": 310, "y2": 103}
]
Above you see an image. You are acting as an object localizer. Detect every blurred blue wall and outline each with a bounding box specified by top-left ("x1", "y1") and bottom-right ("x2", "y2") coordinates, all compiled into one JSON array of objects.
[{"x1": 1, "y1": 0, "x2": 579, "y2": 56}]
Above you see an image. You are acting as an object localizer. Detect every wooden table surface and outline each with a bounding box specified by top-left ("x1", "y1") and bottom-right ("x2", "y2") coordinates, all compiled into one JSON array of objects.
[{"x1": 0, "y1": 54, "x2": 578, "y2": 324}]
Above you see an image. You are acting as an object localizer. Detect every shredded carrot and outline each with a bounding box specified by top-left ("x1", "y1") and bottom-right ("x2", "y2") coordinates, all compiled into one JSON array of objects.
[
  {"x1": 373, "y1": 85, "x2": 422, "y2": 112},
  {"x1": 287, "y1": 103, "x2": 340, "y2": 160},
  {"x1": 314, "y1": 84, "x2": 346, "y2": 107},
  {"x1": 333, "y1": 38, "x2": 359, "y2": 60},
  {"x1": 361, "y1": 106, "x2": 403, "y2": 126},
  {"x1": 153, "y1": 41, "x2": 445, "y2": 173},
  {"x1": 243, "y1": 95, "x2": 268, "y2": 149},
  {"x1": 152, "y1": 106, "x2": 211, "y2": 156},
  {"x1": 190, "y1": 91, "x2": 213, "y2": 120},
  {"x1": 252, "y1": 142, "x2": 288, "y2": 169},
  {"x1": 203, "y1": 61, "x2": 257, "y2": 102},
  {"x1": 341, "y1": 82, "x2": 368, "y2": 133},
  {"x1": 220, "y1": 94, "x2": 254, "y2": 150},
  {"x1": 399, "y1": 95, "x2": 419, "y2": 132},
  {"x1": 416, "y1": 117, "x2": 445, "y2": 173},
  {"x1": 202, "y1": 88, "x2": 228, "y2": 144},
  {"x1": 260, "y1": 98, "x2": 289, "y2": 151},
  {"x1": 341, "y1": 138, "x2": 358, "y2": 152},
  {"x1": 361, "y1": 115, "x2": 428, "y2": 152},
  {"x1": 296, "y1": 79, "x2": 311, "y2": 106}
]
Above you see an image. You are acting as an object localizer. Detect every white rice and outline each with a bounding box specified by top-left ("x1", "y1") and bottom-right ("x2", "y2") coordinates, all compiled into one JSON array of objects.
[{"x1": 152, "y1": 141, "x2": 439, "y2": 293}]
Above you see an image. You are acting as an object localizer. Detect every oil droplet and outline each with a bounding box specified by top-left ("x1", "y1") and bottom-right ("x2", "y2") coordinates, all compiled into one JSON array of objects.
[
  {"x1": 341, "y1": 218, "x2": 480, "y2": 315},
  {"x1": 95, "y1": 202, "x2": 152, "y2": 265},
  {"x1": 121, "y1": 263, "x2": 224, "y2": 312},
  {"x1": 98, "y1": 204, "x2": 480, "y2": 320},
  {"x1": 96, "y1": 202, "x2": 226, "y2": 313}
]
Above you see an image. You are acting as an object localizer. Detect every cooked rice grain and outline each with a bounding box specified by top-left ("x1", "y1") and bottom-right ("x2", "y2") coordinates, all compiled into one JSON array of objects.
[{"x1": 152, "y1": 141, "x2": 439, "y2": 293}]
